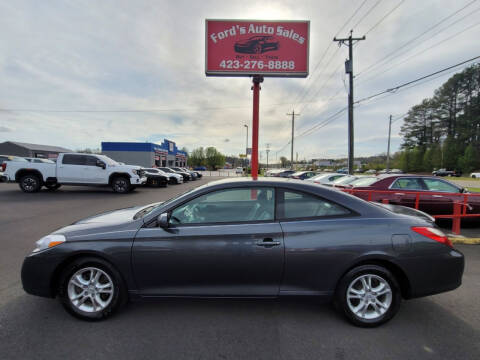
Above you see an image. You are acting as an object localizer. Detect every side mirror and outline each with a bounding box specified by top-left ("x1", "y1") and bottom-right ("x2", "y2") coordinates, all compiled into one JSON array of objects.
[
  {"x1": 157, "y1": 213, "x2": 169, "y2": 229},
  {"x1": 462, "y1": 187, "x2": 469, "y2": 193},
  {"x1": 96, "y1": 160, "x2": 106, "y2": 169}
]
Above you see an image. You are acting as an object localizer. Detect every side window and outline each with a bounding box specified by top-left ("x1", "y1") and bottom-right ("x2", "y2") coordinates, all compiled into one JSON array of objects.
[
  {"x1": 422, "y1": 178, "x2": 460, "y2": 193},
  {"x1": 62, "y1": 155, "x2": 85, "y2": 165},
  {"x1": 170, "y1": 187, "x2": 275, "y2": 225},
  {"x1": 390, "y1": 178, "x2": 424, "y2": 190},
  {"x1": 279, "y1": 190, "x2": 350, "y2": 219},
  {"x1": 84, "y1": 156, "x2": 98, "y2": 166}
]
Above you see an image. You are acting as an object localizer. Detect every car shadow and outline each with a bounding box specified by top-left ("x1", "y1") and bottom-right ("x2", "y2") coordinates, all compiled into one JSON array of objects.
[{"x1": 1, "y1": 295, "x2": 478, "y2": 360}]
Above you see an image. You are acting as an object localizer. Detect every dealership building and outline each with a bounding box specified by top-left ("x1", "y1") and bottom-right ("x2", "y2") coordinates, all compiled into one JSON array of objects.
[{"x1": 101, "y1": 140, "x2": 188, "y2": 168}]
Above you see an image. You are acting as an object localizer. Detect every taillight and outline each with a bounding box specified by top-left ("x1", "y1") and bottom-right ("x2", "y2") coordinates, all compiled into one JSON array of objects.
[
  {"x1": 411, "y1": 227, "x2": 453, "y2": 248},
  {"x1": 1, "y1": 163, "x2": 5, "y2": 171}
]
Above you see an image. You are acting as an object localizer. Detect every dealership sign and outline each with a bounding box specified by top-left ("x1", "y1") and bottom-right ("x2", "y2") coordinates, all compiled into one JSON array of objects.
[{"x1": 205, "y1": 19, "x2": 309, "y2": 77}]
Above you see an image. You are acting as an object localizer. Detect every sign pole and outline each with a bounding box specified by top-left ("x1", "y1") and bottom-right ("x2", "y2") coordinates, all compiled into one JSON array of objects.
[{"x1": 251, "y1": 75, "x2": 263, "y2": 179}]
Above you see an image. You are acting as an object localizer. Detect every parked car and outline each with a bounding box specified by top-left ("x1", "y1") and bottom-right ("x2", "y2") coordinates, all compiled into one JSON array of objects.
[
  {"x1": 365, "y1": 169, "x2": 377, "y2": 174},
  {"x1": 348, "y1": 174, "x2": 477, "y2": 216},
  {"x1": 2, "y1": 153, "x2": 146, "y2": 193},
  {"x1": 274, "y1": 170, "x2": 296, "y2": 178},
  {"x1": 152, "y1": 168, "x2": 183, "y2": 184},
  {"x1": 172, "y1": 167, "x2": 197, "y2": 180},
  {"x1": 307, "y1": 173, "x2": 346, "y2": 185},
  {"x1": 234, "y1": 36, "x2": 279, "y2": 54},
  {"x1": 470, "y1": 171, "x2": 480, "y2": 178},
  {"x1": 378, "y1": 169, "x2": 403, "y2": 174},
  {"x1": 325, "y1": 175, "x2": 362, "y2": 188},
  {"x1": 236, "y1": 167, "x2": 244, "y2": 175},
  {"x1": 193, "y1": 166, "x2": 207, "y2": 171},
  {"x1": 432, "y1": 168, "x2": 461, "y2": 177},
  {"x1": 183, "y1": 167, "x2": 202, "y2": 179},
  {"x1": 288, "y1": 171, "x2": 318, "y2": 180},
  {"x1": 142, "y1": 168, "x2": 169, "y2": 187},
  {"x1": 20, "y1": 177, "x2": 463, "y2": 326},
  {"x1": 158, "y1": 167, "x2": 191, "y2": 182},
  {"x1": 24, "y1": 157, "x2": 55, "y2": 164},
  {"x1": 336, "y1": 168, "x2": 349, "y2": 174}
]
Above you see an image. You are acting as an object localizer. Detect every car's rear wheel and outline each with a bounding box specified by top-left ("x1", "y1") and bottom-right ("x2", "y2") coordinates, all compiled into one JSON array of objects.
[
  {"x1": 335, "y1": 265, "x2": 401, "y2": 327},
  {"x1": 111, "y1": 176, "x2": 131, "y2": 193},
  {"x1": 19, "y1": 174, "x2": 42, "y2": 193},
  {"x1": 58, "y1": 257, "x2": 126, "y2": 320},
  {"x1": 472, "y1": 175, "x2": 476, "y2": 179}
]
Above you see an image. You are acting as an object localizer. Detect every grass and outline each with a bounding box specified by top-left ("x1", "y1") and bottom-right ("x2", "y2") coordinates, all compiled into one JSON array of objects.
[
  {"x1": 467, "y1": 187, "x2": 480, "y2": 192},
  {"x1": 452, "y1": 176, "x2": 480, "y2": 181}
]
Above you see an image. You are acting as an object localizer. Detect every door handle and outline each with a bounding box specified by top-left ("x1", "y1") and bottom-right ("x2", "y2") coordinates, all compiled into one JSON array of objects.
[
  {"x1": 432, "y1": 195, "x2": 443, "y2": 198},
  {"x1": 256, "y1": 238, "x2": 281, "y2": 247},
  {"x1": 394, "y1": 193, "x2": 405, "y2": 196}
]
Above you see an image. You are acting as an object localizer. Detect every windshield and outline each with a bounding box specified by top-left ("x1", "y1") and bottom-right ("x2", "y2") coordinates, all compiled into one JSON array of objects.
[
  {"x1": 95, "y1": 155, "x2": 119, "y2": 166},
  {"x1": 349, "y1": 177, "x2": 378, "y2": 187}
]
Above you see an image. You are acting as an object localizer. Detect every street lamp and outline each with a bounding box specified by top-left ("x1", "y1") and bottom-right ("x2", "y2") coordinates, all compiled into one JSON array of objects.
[{"x1": 244, "y1": 124, "x2": 248, "y2": 168}]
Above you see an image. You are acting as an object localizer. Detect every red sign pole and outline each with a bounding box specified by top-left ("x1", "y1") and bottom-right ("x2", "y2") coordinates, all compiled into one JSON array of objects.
[{"x1": 251, "y1": 75, "x2": 263, "y2": 179}]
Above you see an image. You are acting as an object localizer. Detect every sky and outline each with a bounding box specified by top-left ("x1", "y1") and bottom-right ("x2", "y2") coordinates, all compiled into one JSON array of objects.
[{"x1": 0, "y1": 0, "x2": 479, "y2": 163}]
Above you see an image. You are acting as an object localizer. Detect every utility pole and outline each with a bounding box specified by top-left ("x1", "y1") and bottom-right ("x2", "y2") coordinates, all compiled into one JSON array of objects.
[
  {"x1": 334, "y1": 30, "x2": 365, "y2": 175},
  {"x1": 244, "y1": 124, "x2": 248, "y2": 168},
  {"x1": 265, "y1": 143, "x2": 270, "y2": 171},
  {"x1": 287, "y1": 110, "x2": 299, "y2": 170},
  {"x1": 386, "y1": 114, "x2": 392, "y2": 172}
]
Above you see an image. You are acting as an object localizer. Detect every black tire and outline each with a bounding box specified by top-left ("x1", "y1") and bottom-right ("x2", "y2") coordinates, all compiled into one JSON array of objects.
[
  {"x1": 472, "y1": 175, "x2": 476, "y2": 179},
  {"x1": 19, "y1": 174, "x2": 42, "y2": 193},
  {"x1": 335, "y1": 265, "x2": 401, "y2": 327},
  {"x1": 58, "y1": 257, "x2": 127, "y2": 321},
  {"x1": 45, "y1": 183, "x2": 61, "y2": 191},
  {"x1": 111, "y1": 176, "x2": 131, "y2": 193}
]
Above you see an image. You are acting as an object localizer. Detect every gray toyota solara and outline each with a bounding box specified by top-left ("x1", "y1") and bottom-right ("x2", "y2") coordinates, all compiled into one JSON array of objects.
[{"x1": 21, "y1": 177, "x2": 464, "y2": 327}]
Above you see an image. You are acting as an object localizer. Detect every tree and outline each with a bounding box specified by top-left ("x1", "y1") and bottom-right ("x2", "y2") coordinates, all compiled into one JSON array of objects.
[
  {"x1": 460, "y1": 144, "x2": 478, "y2": 174},
  {"x1": 188, "y1": 147, "x2": 205, "y2": 167},
  {"x1": 205, "y1": 147, "x2": 225, "y2": 170}
]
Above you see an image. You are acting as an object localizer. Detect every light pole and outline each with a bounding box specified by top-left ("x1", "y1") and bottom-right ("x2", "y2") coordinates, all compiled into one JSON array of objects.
[{"x1": 244, "y1": 124, "x2": 248, "y2": 168}]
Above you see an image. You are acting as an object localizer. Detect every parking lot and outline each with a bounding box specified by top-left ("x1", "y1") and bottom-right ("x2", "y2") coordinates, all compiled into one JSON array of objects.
[{"x1": 0, "y1": 179, "x2": 479, "y2": 360}]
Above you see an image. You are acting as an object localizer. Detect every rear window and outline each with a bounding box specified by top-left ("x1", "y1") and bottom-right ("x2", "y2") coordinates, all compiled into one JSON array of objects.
[{"x1": 279, "y1": 190, "x2": 351, "y2": 219}]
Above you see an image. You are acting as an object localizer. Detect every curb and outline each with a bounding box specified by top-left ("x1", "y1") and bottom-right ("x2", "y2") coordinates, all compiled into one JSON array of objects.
[{"x1": 448, "y1": 237, "x2": 480, "y2": 245}]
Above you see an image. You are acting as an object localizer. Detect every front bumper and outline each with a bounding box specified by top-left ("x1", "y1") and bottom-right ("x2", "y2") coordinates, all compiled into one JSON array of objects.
[
  {"x1": 133, "y1": 176, "x2": 147, "y2": 185},
  {"x1": 21, "y1": 251, "x2": 65, "y2": 298}
]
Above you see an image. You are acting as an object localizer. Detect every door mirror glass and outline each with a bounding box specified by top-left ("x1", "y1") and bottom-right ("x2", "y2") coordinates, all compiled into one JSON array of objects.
[
  {"x1": 157, "y1": 213, "x2": 169, "y2": 228},
  {"x1": 96, "y1": 160, "x2": 106, "y2": 169}
]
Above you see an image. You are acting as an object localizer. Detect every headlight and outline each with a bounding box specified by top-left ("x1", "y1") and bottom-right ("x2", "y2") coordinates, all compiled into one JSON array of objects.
[{"x1": 33, "y1": 234, "x2": 66, "y2": 253}]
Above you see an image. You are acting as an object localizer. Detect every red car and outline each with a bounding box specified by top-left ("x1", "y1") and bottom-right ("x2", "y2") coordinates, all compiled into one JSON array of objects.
[{"x1": 346, "y1": 174, "x2": 479, "y2": 216}]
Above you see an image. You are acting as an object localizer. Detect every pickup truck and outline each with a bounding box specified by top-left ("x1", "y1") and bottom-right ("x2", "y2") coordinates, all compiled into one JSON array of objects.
[
  {"x1": 432, "y1": 168, "x2": 461, "y2": 177},
  {"x1": 2, "y1": 153, "x2": 146, "y2": 193}
]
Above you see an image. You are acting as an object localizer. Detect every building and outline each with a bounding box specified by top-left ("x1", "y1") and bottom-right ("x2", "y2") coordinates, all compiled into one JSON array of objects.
[
  {"x1": 101, "y1": 140, "x2": 188, "y2": 168},
  {"x1": 0, "y1": 141, "x2": 72, "y2": 159}
]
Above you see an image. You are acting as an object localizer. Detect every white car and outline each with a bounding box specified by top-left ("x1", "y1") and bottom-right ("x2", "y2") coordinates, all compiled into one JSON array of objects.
[
  {"x1": 3, "y1": 153, "x2": 146, "y2": 193},
  {"x1": 307, "y1": 173, "x2": 346, "y2": 185},
  {"x1": 470, "y1": 172, "x2": 480, "y2": 179},
  {"x1": 235, "y1": 167, "x2": 244, "y2": 174}
]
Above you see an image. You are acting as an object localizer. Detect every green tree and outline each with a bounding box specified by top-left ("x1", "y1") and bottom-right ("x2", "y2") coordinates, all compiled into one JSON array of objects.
[
  {"x1": 205, "y1": 147, "x2": 225, "y2": 170},
  {"x1": 460, "y1": 144, "x2": 478, "y2": 173},
  {"x1": 280, "y1": 156, "x2": 288, "y2": 168},
  {"x1": 188, "y1": 147, "x2": 205, "y2": 167}
]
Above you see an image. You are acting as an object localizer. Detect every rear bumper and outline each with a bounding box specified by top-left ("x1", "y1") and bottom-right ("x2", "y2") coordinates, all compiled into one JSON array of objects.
[{"x1": 402, "y1": 248, "x2": 464, "y2": 299}]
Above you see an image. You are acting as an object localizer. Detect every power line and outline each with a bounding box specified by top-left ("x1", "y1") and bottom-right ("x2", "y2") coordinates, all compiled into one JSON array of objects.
[
  {"x1": 357, "y1": 0, "x2": 479, "y2": 77},
  {"x1": 352, "y1": 0, "x2": 383, "y2": 29},
  {"x1": 357, "y1": 17, "x2": 480, "y2": 86}
]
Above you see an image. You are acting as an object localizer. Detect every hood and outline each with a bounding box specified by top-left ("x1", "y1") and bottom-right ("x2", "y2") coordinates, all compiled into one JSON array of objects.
[
  {"x1": 74, "y1": 202, "x2": 163, "y2": 225},
  {"x1": 109, "y1": 164, "x2": 141, "y2": 171}
]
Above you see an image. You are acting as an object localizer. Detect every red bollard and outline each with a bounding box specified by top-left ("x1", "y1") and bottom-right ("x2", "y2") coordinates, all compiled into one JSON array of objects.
[
  {"x1": 452, "y1": 202, "x2": 462, "y2": 235},
  {"x1": 382, "y1": 199, "x2": 389, "y2": 204}
]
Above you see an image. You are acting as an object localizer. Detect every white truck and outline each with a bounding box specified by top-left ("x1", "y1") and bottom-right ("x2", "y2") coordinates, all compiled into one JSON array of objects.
[{"x1": 2, "y1": 153, "x2": 146, "y2": 193}]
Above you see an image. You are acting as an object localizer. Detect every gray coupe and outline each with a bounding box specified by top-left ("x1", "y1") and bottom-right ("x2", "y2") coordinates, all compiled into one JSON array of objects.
[{"x1": 21, "y1": 178, "x2": 464, "y2": 326}]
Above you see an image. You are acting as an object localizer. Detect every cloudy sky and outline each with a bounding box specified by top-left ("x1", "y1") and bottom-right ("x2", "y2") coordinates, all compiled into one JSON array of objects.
[{"x1": 0, "y1": 0, "x2": 479, "y2": 162}]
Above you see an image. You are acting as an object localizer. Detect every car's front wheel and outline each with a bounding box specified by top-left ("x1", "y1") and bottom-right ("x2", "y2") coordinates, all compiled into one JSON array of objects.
[
  {"x1": 335, "y1": 265, "x2": 401, "y2": 327},
  {"x1": 111, "y1": 176, "x2": 131, "y2": 193},
  {"x1": 58, "y1": 257, "x2": 126, "y2": 320}
]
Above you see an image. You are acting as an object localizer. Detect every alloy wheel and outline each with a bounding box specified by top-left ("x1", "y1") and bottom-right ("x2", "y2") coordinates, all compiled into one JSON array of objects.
[
  {"x1": 67, "y1": 267, "x2": 114, "y2": 313},
  {"x1": 346, "y1": 274, "x2": 392, "y2": 320}
]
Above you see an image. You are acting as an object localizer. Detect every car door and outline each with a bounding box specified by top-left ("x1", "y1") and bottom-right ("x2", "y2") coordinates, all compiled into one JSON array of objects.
[
  {"x1": 57, "y1": 154, "x2": 86, "y2": 183},
  {"x1": 133, "y1": 187, "x2": 284, "y2": 296},
  {"x1": 420, "y1": 177, "x2": 461, "y2": 215},
  {"x1": 388, "y1": 177, "x2": 425, "y2": 210},
  {"x1": 82, "y1": 155, "x2": 106, "y2": 184}
]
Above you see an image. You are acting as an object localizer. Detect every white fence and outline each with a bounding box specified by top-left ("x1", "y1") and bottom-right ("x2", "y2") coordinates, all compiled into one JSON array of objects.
[{"x1": 197, "y1": 169, "x2": 243, "y2": 177}]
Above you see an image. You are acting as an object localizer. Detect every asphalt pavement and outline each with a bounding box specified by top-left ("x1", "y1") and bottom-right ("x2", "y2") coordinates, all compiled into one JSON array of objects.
[{"x1": 0, "y1": 179, "x2": 479, "y2": 360}]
